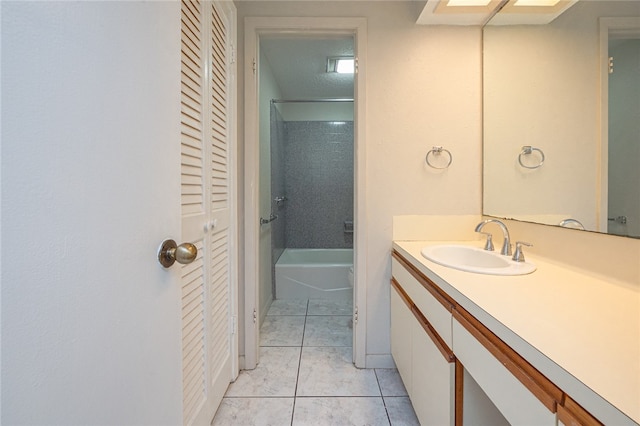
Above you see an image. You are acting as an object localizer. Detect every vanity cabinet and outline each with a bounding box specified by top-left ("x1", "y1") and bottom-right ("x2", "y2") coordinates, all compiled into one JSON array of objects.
[
  {"x1": 391, "y1": 248, "x2": 610, "y2": 426},
  {"x1": 391, "y1": 252, "x2": 457, "y2": 426}
]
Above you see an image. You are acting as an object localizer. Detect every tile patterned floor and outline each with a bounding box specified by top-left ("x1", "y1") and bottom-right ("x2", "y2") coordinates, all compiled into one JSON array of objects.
[{"x1": 212, "y1": 299, "x2": 419, "y2": 426}]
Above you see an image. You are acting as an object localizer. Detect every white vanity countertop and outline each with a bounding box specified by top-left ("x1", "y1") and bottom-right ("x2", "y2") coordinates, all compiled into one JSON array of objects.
[{"x1": 393, "y1": 240, "x2": 640, "y2": 425}]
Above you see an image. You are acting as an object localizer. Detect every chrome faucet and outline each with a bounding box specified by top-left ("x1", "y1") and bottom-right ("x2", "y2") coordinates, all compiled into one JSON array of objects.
[{"x1": 475, "y1": 219, "x2": 512, "y2": 256}]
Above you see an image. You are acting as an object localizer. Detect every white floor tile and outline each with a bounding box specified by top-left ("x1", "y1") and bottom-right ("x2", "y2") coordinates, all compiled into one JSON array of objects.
[
  {"x1": 297, "y1": 347, "x2": 380, "y2": 397},
  {"x1": 384, "y1": 396, "x2": 420, "y2": 426},
  {"x1": 308, "y1": 298, "x2": 352, "y2": 316},
  {"x1": 375, "y1": 369, "x2": 408, "y2": 397},
  {"x1": 212, "y1": 397, "x2": 294, "y2": 426},
  {"x1": 268, "y1": 299, "x2": 309, "y2": 316},
  {"x1": 260, "y1": 315, "x2": 306, "y2": 346},
  {"x1": 213, "y1": 298, "x2": 419, "y2": 425},
  {"x1": 292, "y1": 397, "x2": 390, "y2": 426},
  {"x1": 225, "y1": 347, "x2": 300, "y2": 397},
  {"x1": 303, "y1": 315, "x2": 352, "y2": 347}
]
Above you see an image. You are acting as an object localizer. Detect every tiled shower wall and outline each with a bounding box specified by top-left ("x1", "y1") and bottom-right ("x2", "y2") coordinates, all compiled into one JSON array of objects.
[
  {"x1": 271, "y1": 106, "x2": 354, "y2": 252},
  {"x1": 283, "y1": 120, "x2": 354, "y2": 249}
]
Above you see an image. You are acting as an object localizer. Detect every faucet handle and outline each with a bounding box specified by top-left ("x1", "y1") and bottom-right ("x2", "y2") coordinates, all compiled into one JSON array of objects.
[
  {"x1": 477, "y1": 232, "x2": 494, "y2": 251},
  {"x1": 512, "y1": 241, "x2": 533, "y2": 262}
]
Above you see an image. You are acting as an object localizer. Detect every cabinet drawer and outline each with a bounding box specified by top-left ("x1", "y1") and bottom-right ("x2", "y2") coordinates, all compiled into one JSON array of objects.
[
  {"x1": 453, "y1": 317, "x2": 556, "y2": 425},
  {"x1": 391, "y1": 285, "x2": 413, "y2": 395},
  {"x1": 392, "y1": 256, "x2": 452, "y2": 348}
]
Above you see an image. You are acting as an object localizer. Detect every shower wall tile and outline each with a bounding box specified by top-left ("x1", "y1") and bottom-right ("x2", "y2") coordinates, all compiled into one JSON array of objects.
[{"x1": 284, "y1": 121, "x2": 354, "y2": 249}]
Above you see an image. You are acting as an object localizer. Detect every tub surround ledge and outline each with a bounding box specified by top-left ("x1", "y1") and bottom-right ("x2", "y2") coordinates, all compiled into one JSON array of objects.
[{"x1": 393, "y1": 240, "x2": 639, "y2": 426}]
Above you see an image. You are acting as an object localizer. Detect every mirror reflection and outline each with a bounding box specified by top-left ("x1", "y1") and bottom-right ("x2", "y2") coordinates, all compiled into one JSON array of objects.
[{"x1": 483, "y1": 1, "x2": 640, "y2": 238}]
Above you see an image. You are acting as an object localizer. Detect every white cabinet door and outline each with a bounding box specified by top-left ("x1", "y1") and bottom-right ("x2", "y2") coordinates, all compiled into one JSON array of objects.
[
  {"x1": 390, "y1": 283, "x2": 413, "y2": 395},
  {"x1": 411, "y1": 315, "x2": 455, "y2": 426}
]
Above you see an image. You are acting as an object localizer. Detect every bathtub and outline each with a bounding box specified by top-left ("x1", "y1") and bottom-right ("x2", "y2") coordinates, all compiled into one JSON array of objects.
[{"x1": 275, "y1": 248, "x2": 353, "y2": 300}]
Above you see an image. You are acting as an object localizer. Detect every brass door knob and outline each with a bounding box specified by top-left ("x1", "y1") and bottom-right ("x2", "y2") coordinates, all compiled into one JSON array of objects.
[{"x1": 158, "y1": 239, "x2": 198, "y2": 268}]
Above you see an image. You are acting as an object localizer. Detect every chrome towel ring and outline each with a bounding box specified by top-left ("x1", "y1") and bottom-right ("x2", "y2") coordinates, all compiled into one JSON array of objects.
[
  {"x1": 518, "y1": 146, "x2": 545, "y2": 169},
  {"x1": 425, "y1": 146, "x2": 453, "y2": 169}
]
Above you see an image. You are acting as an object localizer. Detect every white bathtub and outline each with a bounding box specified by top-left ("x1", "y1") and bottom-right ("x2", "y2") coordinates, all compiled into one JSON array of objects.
[{"x1": 275, "y1": 248, "x2": 353, "y2": 300}]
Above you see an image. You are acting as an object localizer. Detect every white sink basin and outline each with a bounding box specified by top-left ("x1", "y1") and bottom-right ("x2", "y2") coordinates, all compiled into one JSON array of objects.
[{"x1": 420, "y1": 244, "x2": 536, "y2": 276}]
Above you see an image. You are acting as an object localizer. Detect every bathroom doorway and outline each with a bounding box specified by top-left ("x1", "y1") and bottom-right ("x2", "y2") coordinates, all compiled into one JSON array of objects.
[
  {"x1": 244, "y1": 17, "x2": 367, "y2": 370},
  {"x1": 264, "y1": 36, "x2": 354, "y2": 305}
]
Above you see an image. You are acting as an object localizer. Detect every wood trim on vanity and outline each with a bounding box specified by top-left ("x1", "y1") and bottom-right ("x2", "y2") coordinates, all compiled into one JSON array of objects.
[
  {"x1": 391, "y1": 277, "x2": 455, "y2": 363},
  {"x1": 452, "y1": 308, "x2": 563, "y2": 413},
  {"x1": 455, "y1": 360, "x2": 464, "y2": 426},
  {"x1": 557, "y1": 395, "x2": 604, "y2": 426},
  {"x1": 411, "y1": 304, "x2": 455, "y2": 362},
  {"x1": 391, "y1": 277, "x2": 412, "y2": 310},
  {"x1": 392, "y1": 250, "x2": 455, "y2": 312}
]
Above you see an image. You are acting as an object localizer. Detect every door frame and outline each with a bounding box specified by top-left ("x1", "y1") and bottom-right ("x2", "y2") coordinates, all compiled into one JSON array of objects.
[
  {"x1": 598, "y1": 17, "x2": 640, "y2": 232},
  {"x1": 243, "y1": 16, "x2": 368, "y2": 369}
]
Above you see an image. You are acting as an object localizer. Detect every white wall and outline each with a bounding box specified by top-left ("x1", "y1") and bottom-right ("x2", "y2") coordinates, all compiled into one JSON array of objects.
[{"x1": 236, "y1": 1, "x2": 482, "y2": 363}]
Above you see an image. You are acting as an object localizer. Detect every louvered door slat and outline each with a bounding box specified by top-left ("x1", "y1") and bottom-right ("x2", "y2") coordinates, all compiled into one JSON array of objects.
[
  {"x1": 181, "y1": 142, "x2": 201, "y2": 161},
  {"x1": 210, "y1": 11, "x2": 225, "y2": 41},
  {"x1": 210, "y1": 74, "x2": 227, "y2": 100},
  {"x1": 182, "y1": 65, "x2": 201, "y2": 91},
  {"x1": 211, "y1": 103, "x2": 227, "y2": 127},
  {"x1": 182, "y1": 152, "x2": 203, "y2": 168},
  {"x1": 182, "y1": 0, "x2": 201, "y2": 22},
  {"x1": 181, "y1": 13, "x2": 201, "y2": 43},
  {"x1": 181, "y1": 82, "x2": 202, "y2": 108},
  {"x1": 212, "y1": 147, "x2": 227, "y2": 164},
  {"x1": 181, "y1": 131, "x2": 201, "y2": 150},
  {"x1": 210, "y1": 58, "x2": 226, "y2": 84},
  {"x1": 181, "y1": 57, "x2": 202, "y2": 88},
  {"x1": 182, "y1": 93, "x2": 202, "y2": 116},
  {"x1": 181, "y1": 166, "x2": 202, "y2": 181},
  {"x1": 181, "y1": 36, "x2": 201, "y2": 65},
  {"x1": 211, "y1": 124, "x2": 227, "y2": 144}
]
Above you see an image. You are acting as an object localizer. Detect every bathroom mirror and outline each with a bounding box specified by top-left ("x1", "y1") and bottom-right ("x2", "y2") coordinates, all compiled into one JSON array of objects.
[{"x1": 483, "y1": 0, "x2": 640, "y2": 238}]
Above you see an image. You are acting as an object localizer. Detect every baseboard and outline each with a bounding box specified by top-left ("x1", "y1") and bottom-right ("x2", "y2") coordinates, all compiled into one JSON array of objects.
[
  {"x1": 365, "y1": 354, "x2": 396, "y2": 369},
  {"x1": 237, "y1": 355, "x2": 246, "y2": 373}
]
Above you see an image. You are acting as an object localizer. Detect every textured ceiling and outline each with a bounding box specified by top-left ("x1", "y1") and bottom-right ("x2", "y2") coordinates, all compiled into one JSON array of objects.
[{"x1": 260, "y1": 36, "x2": 355, "y2": 100}]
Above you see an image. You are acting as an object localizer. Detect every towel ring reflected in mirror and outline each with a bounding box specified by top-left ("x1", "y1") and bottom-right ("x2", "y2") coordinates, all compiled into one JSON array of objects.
[{"x1": 425, "y1": 146, "x2": 453, "y2": 169}]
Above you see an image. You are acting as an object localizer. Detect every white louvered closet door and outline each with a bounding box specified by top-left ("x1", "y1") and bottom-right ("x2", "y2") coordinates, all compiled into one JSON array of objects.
[{"x1": 180, "y1": 1, "x2": 236, "y2": 425}]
